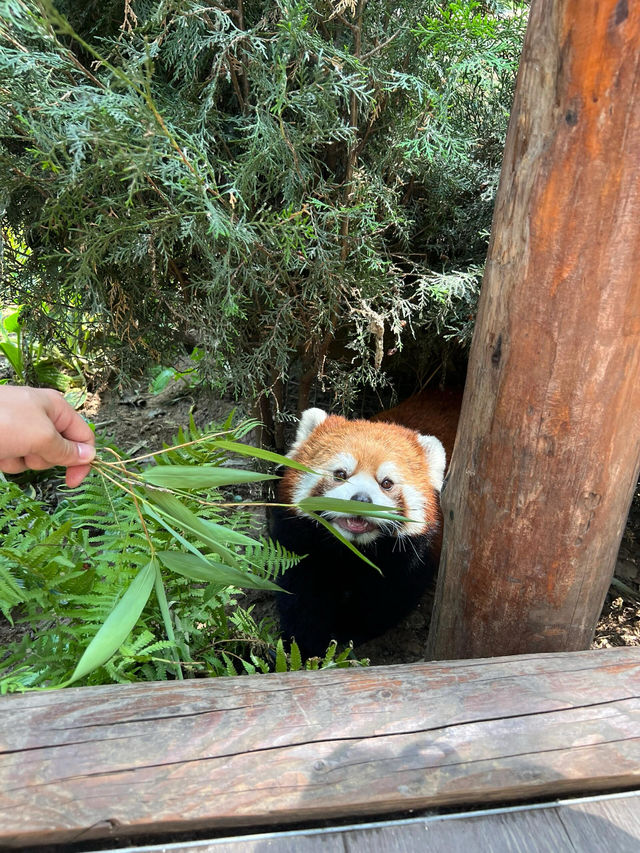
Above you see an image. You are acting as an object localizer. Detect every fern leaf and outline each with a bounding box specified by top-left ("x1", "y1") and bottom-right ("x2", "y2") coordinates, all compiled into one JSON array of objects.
[
  {"x1": 289, "y1": 641, "x2": 302, "y2": 672},
  {"x1": 275, "y1": 638, "x2": 288, "y2": 673}
]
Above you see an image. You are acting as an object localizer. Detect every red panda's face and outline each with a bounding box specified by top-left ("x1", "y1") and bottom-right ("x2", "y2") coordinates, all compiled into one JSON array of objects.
[{"x1": 280, "y1": 409, "x2": 446, "y2": 545}]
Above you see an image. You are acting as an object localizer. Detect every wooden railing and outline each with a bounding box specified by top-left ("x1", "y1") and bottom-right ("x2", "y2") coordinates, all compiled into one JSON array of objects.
[{"x1": 1, "y1": 647, "x2": 638, "y2": 848}]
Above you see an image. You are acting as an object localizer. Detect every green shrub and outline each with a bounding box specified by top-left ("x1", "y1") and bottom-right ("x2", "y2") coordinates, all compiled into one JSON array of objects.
[{"x1": 0, "y1": 0, "x2": 526, "y2": 422}]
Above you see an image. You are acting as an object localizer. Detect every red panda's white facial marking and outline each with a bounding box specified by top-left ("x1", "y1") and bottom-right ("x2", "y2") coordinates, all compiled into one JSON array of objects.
[
  {"x1": 317, "y1": 466, "x2": 398, "y2": 544},
  {"x1": 282, "y1": 408, "x2": 446, "y2": 544}
]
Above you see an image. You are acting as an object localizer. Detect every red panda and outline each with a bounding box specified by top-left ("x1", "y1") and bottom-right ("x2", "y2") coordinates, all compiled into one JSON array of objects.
[{"x1": 270, "y1": 401, "x2": 453, "y2": 659}]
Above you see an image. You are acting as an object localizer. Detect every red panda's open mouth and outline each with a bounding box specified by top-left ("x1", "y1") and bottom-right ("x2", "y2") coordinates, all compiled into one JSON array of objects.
[{"x1": 334, "y1": 516, "x2": 378, "y2": 535}]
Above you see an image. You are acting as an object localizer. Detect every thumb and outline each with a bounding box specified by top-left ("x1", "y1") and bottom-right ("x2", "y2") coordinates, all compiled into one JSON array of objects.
[
  {"x1": 67, "y1": 440, "x2": 96, "y2": 466},
  {"x1": 74, "y1": 441, "x2": 96, "y2": 465},
  {"x1": 44, "y1": 435, "x2": 96, "y2": 468}
]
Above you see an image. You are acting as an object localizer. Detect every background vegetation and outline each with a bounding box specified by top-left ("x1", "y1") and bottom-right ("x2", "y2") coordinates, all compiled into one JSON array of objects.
[
  {"x1": 0, "y1": 0, "x2": 529, "y2": 689},
  {"x1": 1, "y1": 0, "x2": 527, "y2": 445}
]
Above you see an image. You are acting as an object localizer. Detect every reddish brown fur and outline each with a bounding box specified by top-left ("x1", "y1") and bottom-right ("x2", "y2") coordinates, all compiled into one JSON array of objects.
[{"x1": 372, "y1": 387, "x2": 463, "y2": 463}]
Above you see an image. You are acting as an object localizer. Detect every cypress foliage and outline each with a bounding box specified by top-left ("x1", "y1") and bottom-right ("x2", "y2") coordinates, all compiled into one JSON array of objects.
[{"x1": 0, "y1": 0, "x2": 526, "y2": 427}]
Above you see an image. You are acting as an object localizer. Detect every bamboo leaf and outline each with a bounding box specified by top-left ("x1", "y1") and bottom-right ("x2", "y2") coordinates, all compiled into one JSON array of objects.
[
  {"x1": 66, "y1": 558, "x2": 156, "y2": 685},
  {"x1": 150, "y1": 494, "x2": 257, "y2": 548},
  {"x1": 157, "y1": 550, "x2": 282, "y2": 591},
  {"x1": 298, "y1": 496, "x2": 412, "y2": 522},
  {"x1": 144, "y1": 502, "x2": 209, "y2": 561},
  {"x1": 153, "y1": 563, "x2": 184, "y2": 679},
  {"x1": 142, "y1": 465, "x2": 278, "y2": 488},
  {"x1": 145, "y1": 490, "x2": 242, "y2": 568},
  {"x1": 306, "y1": 511, "x2": 383, "y2": 574},
  {"x1": 210, "y1": 439, "x2": 315, "y2": 473},
  {"x1": 200, "y1": 520, "x2": 259, "y2": 547}
]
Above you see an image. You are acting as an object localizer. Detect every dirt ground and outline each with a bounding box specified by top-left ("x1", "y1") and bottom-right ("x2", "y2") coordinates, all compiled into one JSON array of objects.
[{"x1": 80, "y1": 378, "x2": 640, "y2": 665}]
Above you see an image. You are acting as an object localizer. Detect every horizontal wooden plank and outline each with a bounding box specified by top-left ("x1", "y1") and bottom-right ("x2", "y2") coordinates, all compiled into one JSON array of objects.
[
  {"x1": 0, "y1": 648, "x2": 638, "y2": 848},
  {"x1": 111, "y1": 792, "x2": 640, "y2": 853}
]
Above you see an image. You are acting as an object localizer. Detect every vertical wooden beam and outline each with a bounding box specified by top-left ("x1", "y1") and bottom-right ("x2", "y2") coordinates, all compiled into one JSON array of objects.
[{"x1": 427, "y1": 0, "x2": 640, "y2": 659}]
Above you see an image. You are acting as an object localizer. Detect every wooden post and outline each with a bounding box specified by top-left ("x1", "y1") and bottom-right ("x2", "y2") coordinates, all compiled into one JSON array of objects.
[{"x1": 427, "y1": 0, "x2": 640, "y2": 660}]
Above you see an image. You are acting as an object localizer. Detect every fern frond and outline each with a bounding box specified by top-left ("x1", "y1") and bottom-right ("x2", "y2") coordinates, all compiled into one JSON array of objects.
[
  {"x1": 243, "y1": 536, "x2": 302, "y2": 580},
  {"x1": 0, "y1": 564, "x2": 26, "y2": 622}
]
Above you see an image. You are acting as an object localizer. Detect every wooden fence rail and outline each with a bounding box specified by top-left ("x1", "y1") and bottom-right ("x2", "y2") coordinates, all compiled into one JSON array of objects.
[{"x1": 0, "y1": 647, "x2": 639, "y2": 848}]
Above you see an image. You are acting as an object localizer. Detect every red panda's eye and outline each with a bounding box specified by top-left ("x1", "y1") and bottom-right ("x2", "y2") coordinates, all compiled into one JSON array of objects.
[
  {"x1": 380, "y1": 477, "x2": 394, "y2": 491},
  {"x1": 333, "y1": 469, "x2": 348, "y2": 481}
]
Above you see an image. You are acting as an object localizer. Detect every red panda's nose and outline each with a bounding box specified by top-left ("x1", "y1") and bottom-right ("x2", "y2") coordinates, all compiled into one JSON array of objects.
[{"x1": 350, "y1": 492, "x2": 373, "y2": 503}]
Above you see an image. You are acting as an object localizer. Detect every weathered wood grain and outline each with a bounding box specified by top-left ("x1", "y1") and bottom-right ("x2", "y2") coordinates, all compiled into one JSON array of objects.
[
  {"x1": 0, "y1": 648, "x2": 638, "y2": 847},
  {"x1": 427, "y1": 0, "x2": 640, "y2": 659}
]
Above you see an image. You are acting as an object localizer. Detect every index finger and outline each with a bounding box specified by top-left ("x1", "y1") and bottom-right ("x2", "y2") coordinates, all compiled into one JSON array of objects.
[{"x1": 42, "y1": 390, "x2": 95, "y2": 446}]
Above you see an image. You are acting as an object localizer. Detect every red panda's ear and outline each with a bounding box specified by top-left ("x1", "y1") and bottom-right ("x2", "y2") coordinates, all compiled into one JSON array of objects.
[
  {"x1": 417, "y1": 435, "x2": 447, "y2": 492},
  {"x1": 288, "y1": 408, "x2": 328, "y2": 456}
]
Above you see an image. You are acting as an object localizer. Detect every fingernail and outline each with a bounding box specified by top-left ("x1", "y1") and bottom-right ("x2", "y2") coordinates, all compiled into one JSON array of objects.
[{"x1": 77, "y1": 442, "x2": 96, "y2": 462}]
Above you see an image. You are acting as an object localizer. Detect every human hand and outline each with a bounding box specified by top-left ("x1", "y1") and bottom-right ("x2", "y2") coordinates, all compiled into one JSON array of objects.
[{"x1": 0, "y1": 385, "x2": 95, "y2": 487}]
